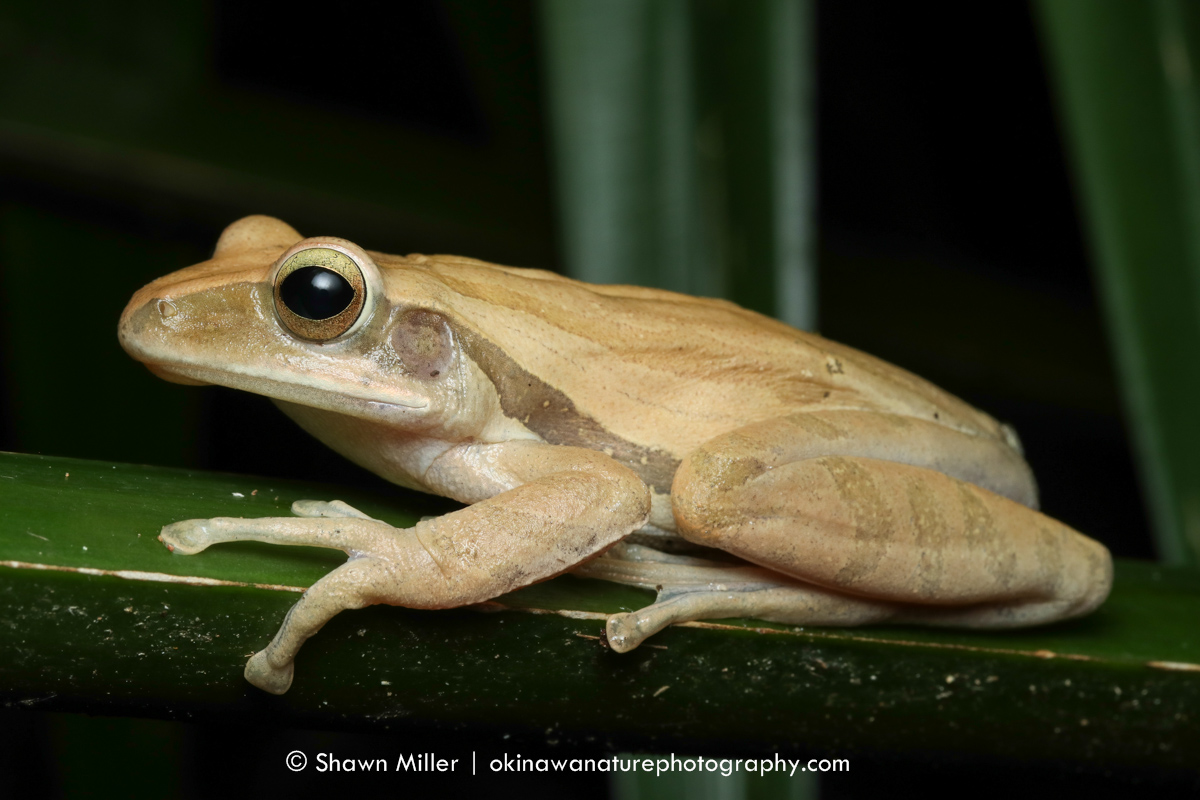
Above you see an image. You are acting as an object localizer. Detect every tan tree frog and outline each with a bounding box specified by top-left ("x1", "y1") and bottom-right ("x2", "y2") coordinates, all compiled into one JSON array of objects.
[{"x1": 118, "y1": 216, "x2": 1113, "y2": 695}]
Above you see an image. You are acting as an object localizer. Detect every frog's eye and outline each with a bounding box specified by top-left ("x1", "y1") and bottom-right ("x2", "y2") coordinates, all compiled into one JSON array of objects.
[{"x1": 273, "y1": 247, "x2": 366, "y2": 341}]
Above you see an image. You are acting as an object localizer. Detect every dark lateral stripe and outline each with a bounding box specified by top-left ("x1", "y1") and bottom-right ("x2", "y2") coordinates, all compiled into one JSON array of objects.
[{"x1": 453, "y1": 324, "x2": 679, "y2": 492}]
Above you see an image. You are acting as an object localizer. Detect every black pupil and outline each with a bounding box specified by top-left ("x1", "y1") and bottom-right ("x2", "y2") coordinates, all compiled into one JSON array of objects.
[{"x1": 280, "y1": 267, "x2": 354, "y2": 320}]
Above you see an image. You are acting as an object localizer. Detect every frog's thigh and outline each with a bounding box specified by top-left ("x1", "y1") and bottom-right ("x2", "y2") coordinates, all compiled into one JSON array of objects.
[
  {"x1": 701, "y1": 410, "x2": 1041, "y2": 507},
  {"x1": 673, "y1": 431, "x2": 1112, "y2": 616},
  {"x1": 245, "y1": 556, "x2": 393, "y2": 694}
]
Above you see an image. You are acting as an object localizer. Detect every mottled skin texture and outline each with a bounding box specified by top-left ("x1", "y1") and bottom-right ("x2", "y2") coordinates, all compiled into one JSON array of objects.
[{"x1": 119, "y1": 216, "x2": 1112, "y2": 694}]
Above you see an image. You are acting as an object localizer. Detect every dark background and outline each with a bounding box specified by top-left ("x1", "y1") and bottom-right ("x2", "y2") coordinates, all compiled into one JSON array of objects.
[
  {"x1": 0, "y1": 0, "x2": 1151, "y2": 558},
  {"x1": 0, "y1": 0, "x2": 1177, "y2": 797}
]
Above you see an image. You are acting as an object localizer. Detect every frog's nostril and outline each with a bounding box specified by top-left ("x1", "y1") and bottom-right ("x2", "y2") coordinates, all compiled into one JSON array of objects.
[{"x1": 157, "y1": 299, "x2": 179, "y2": 319}]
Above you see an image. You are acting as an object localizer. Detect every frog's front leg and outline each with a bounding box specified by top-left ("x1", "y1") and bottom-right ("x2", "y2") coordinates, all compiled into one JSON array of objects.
[
  {"x1": 160, "y1": 441, "x2": 650, "y2": 693},
  {"x1": 291, "y1": 499, "x2": 378, "y2": 520},
  {"x1": 245, "y1": 556, "x2": 390, "y2": 693}
]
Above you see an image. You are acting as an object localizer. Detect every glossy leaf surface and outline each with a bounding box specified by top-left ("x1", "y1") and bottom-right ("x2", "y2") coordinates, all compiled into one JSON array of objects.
[{"x1": 1, "y1": 451, "x2": 1197, "y2": 769}]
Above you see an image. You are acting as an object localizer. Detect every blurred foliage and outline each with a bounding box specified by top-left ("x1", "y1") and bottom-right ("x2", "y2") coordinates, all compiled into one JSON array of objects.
[
  {"x1": 539, "y1": 0, "x2": 814, "y2": 328},
  {"x1": 1036, "y1": 0, "x2": 1200, "y2": 566}
]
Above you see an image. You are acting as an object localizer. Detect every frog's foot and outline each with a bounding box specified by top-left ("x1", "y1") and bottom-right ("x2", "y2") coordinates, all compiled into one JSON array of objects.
[
  {"x1": 290, "y1": 499, "x2": 377, "y2": 520},
  {"x1": 159, "y1": 519, "x2": 217, "y2": 555},
  {"x1": 244, "y1": 557, "x2": 387, "y2": 694},
  {"x1": 609, "y1": 586, "x2": 1110, "y2": 650},
  {"x1": 606, "y1": 597, "x2": 700, "y2": 652},
  {"x1": 577, "y1": 542, "x2": 897, "y2": 651},
  {"x1": 606, "y1": 585, "x2": 898, "y2": 652},
  {"x1": 245, "y1": 649, "x2": 294, "y2": 695},
  {"x1": 605, "y1": 594, "x2": 730, "y2": 652}
]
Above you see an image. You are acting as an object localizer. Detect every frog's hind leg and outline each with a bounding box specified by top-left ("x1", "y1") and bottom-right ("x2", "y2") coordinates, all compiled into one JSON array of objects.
[
  {"x1": 671, "y1": 417, "x2": 1113, "y2": 631},
  {"x1": 578, "y1": 540, "x2": 1100, "y2": 652},
  {"x1": 575, "y1": 542, "x2": 900, "y2": 652}
]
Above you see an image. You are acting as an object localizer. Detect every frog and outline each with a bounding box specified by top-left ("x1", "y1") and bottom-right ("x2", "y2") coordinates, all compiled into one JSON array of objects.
[{"x1": 118, "y1": 215, "x2": 1113, "y2": 695}]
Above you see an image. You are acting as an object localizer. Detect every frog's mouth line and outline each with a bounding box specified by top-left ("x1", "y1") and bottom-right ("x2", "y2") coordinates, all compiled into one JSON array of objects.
[
  {"x1": 145, "y1": 363, "x2": 210, "y2": 386},
  {"x1": 141, "y1": 362, "x2": 430, "y2": 414}
]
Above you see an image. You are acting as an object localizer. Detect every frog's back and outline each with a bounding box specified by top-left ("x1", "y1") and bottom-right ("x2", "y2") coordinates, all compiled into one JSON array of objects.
[{"x1": 377, "y1": 252, "x2": 1009, "y2": 463}]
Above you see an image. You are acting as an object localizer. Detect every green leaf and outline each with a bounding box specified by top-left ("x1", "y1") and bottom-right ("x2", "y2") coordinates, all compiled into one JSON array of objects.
[
  {"x1": 1034, "y1": 0, "x2": 1200, "y2": 566},
  {"x1": 538, "y1": 0, "x2": 816, "y2": 328},
  {"x1": 1, "y1": 451, "x2": 1197, "y2": 768}
]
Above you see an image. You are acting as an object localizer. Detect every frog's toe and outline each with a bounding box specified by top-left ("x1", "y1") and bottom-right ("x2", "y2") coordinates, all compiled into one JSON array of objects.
[
  {"x1": 291, "y1": 499, "x2": 374, "y2": 520},
  {"x1": 606, "y1": 612, "x2": 652, "y2": 653},
  {"x1": 158, "y1": 520, "x2": 213, "y2": 555},
  {"x1": 245, "y1": 650, "x2": 294, "y2": 695}
]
